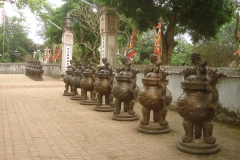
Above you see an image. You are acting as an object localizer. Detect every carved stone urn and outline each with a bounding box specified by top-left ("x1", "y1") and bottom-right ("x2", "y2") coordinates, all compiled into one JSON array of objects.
[
  {"x1": 80, "y1": 68, "x2": 97, "y2": 105},
  {"x1": 94, "y1": 58, "x2": 114, "y2": 112},
  {"x1": 71, "y1": 69, "x2": 82, "y2": 100},
  {"x1": 176, "y1": 52, "x2": 226, "y2": 154},
  {"x1": 35, "y1": 61, "x2": 44, "y2": 81},
  {"x1": 111, "y1": 56, "x2": 139, "y2": 121},
  {"x1": 137, "y1": 54, "x2": 172, "y2": 134},
  {"x1": 25, "y1": 61, "x2": 30, "y2": 76},
  {"x1": 28, "y1": 61, "x2": 33, "y2": 78},
  {"x1": 63, "y1": 66, "x2": 73, "y2": 96}
]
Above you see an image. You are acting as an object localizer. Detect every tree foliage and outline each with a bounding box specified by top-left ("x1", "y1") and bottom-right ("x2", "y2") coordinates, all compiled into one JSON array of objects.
[
  {"x1": 0, "y1": 17, "x2": 36, "y2": 62},
  {"x1": 44, "y1": 1, "x2": 136, "y2": 64},
  {"x1": 135, "y1": 30, "x2": 156, "y2": 63},
  {"x1": 94, "y1": 0, "x2": 236, "y2": 65},
  {"x1": 193, "y1": 20, "x2": 239, "y2": 67},
  {"x1": 171, "y1": 38, "x2": 193, "y2": 66},
  {"x1": 0, "y1": 53, "x2": 11, "y2": 62},
  {"x1": 15, "y1": 0, "x2": 52, "y2": 20}
]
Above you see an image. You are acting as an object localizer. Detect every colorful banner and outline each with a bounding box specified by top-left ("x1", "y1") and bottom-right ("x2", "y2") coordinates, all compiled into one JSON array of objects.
[
  {"x1": 234, "y1": 43, "x2": 240, "y2": 55},
  {"x1": 154, "y1": 20, "x2": 162, "y2": 59},
  {"x1": 127, "y1": 29, "x2": 137, "y2": 61},
  {"x1": 234, "y1": 32, "x2": 240, "y2": 55},
  {"x1": 44, "y1": 45, "x2": 62, "y2": 62},
  {"x1": 44, "y1": 48, "x2": 49, "y2": 63},
  {"x1": 1, "y1": 9, "x2": 5, "y2": 20}
]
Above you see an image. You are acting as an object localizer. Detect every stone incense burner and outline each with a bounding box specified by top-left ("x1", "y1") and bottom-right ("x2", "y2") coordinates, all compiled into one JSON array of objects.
[
  {"x1": 94, "y1": 58, "x2": 114, "y2": 112},
  {"x1": 63, "y1": 66, "x2": 73, "y2": 96},
  {"x1": 176, "y1": 52, "x2": 226, "y2": 154},
  {"x1": 25, "y1": 61, "x2": 44, "y2": 81},
  {"x1": 137, "y1": 54, "x2": 172, "y2": 134},
  {"x1": 111, "y1": 56, "x2": 139, "y2": 121},
  {"x1": 80, "y1": 58, "x2": 97, "y2": 105},
  {"x1": 71, "y1": 60, "x2": 84, "y2": 100},
  {"x1": 71, "y1": 69, "x2": 82, "y2": 100}
]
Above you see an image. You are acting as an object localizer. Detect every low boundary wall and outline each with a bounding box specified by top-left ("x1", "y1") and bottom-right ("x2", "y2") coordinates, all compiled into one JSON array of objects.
[{"x1": 1, "y1": 63, "x2": 240, "y2": 124}]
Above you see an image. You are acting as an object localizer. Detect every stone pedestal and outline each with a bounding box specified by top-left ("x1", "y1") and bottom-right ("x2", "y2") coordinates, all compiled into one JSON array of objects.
[
  {"x1": 112, "y1": 112, "x2": 139, "y2": 121},
  {"x1": 176, "y1": 138, "x2": 220, "y2": 154},
  {"x1": 71, "y1": 95, "x2": 81, "y2": 100},
  {"x1": 80, "y1": 99, "x2": 97, "y2": 105},
  {"x1": 94, "y1": 104, "x2": 114, "y2": 112},
  {"x1": 138, "y1": 122, "x2": 170, "y2": 134}
]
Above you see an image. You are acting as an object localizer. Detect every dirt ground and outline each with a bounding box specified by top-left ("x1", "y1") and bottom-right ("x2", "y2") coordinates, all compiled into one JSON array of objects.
[{"x1": 0, "y1": 74, "x2": 240, "y2": 160}]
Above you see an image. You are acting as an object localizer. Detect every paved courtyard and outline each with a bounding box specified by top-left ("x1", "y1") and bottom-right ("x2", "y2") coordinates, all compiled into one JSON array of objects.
[{"x1": 0, "y1": 74, "x2": 240, "y2": 160}]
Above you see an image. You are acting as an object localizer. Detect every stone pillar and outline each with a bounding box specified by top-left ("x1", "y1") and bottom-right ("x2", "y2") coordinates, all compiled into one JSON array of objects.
[
  {"x1": 61, "y1": 13, "x2": 73, "y2": 74},
  {"x1": 100, "y1": 7, "x2": 118, "y2": 67}
]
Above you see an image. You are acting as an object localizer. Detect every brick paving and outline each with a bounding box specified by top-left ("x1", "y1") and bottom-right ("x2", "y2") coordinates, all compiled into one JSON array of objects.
[{"x1": 0, "y1": 74, "x2": 240, "y2": 160}]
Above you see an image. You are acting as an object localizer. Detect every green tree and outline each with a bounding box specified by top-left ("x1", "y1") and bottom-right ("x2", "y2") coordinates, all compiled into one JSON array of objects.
[
  {"x1": 15, "y1": 0, "x2": 52, "y2": 20},
  {"x1": 0, "y1": 53, "x2": 11, "y2": 62},
  {"x1": 34, "y1": 54, "x2": 40, "y2": 60},
  {"x1": 193, "y1": 20, "x2": 238, "y2": 67},
  {"x1": 171, "y1": 37, "x2": 193, "y2": 66},
  {"x1": 94, "y1": 0, "x2": 235, "y2": 65},
  {"x1": 135, "y1": 30, "x2": 156, "y2": 63},
  {"x1": 0, "y1": 17, "x2": 36, "y2": 62},
  {"x1": 45, "y1": 1, "x2": 135, "y2": 64}
]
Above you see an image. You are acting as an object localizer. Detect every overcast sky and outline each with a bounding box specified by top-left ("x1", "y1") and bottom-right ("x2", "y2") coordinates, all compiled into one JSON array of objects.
[{"x1": 1, "y1": 0, "x2": 65, "y2": 44}]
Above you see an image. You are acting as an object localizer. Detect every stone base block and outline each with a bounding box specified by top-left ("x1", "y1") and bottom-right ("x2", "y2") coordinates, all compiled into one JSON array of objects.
[
  {"x1": 71, "y1": 95, "x2": 81, "y2": 100},
  {"x1": 137, "y1": 122, "x2": 171, "y2": 134},
  {"x1": 63, "y1": 92, "x2": 73, "y2": 96},
  {"x1": 112, "y1": 112, "x2": 139, "y2": 121},
  {"x1": 34, "y1": 78, "x2": 43, "y2": 81},
  {"x1": 94, "y1": 104, "x2": 114, "y2": 112},
  {"x1": 80, "y1": 99, "x2": 97, "y2": 105},
  {"x1": 176, "y1": 138, "x2": 220, "y2": 154}
]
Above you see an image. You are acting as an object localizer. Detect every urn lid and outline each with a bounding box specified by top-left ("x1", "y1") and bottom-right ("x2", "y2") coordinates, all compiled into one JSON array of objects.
[
  {"x1": 142, "y1": 72, "x2": 169, "y2": 85},
  {"x1": 185, "y1": 74, "x2": 209, "y2": 83},
  {"x1": 65, "y1": 67, "x2": 72, "y2": 74},
  {"x1": 115, "y1": 71, "x2": 131, "y2": 81},
  {"x1": 181, "y1": 74, "x2": 210, "y2": 90},
  {"x1": 97, "y1": 69, "x2": 110, "y2": 77},
  {"x1": 73, "y1": 69, "x2": 81, "y2": 76},
  {"x1": 146, "y1": 72, "x2": 159, "y2": 78},
  {"x1": 82, "y1": 69, "x2": 92, "y2": 77}
]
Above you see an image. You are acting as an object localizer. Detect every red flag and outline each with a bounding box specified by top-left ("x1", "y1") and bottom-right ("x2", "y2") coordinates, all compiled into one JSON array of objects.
[
  {"x1": 234, "y1": 32, "x2": 240, "y2": 55},
  {"x1": 1, "y1": 9, "x2": 5, "y2": 20},
  {"x1": 127, "y1": 29, "x2": 137, "y2": 61},
  {"x1": 234, "y1": 43, "x2": 240, "y2": 55},
  {"x1": 44, "y1": 48, "x2": 49, "y2": 61},
  {"x1": 154, "y1": 20, "x2": 162, "y2": 59},
  {"x1": 54, "y1": 46, "x2": 62, "y2": 59}
]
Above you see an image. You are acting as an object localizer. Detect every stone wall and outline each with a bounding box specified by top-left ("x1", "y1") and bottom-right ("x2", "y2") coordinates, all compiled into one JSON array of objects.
[
  {"x1": 0, "y1": 63, "x2": 62, "y2": 77},
  {"x1": 42, "y1": 64, "x2": 62, "y2": 78},
  {"x1": 0, "y1": 63, "x2": 26, "y2": 74},
  {"x1": 1, "y1": 63, "x2": 240, "y2": 123}
]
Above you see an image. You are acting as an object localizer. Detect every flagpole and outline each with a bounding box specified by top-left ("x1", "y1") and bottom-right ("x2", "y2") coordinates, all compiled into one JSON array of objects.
[{"x1": 2, "y1": 13, "x2": 4, "y2": 55}]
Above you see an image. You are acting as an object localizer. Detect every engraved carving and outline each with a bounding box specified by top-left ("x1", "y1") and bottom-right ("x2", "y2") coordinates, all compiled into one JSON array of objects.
[
  {"x1": 108, "y1": 15, "x2": 115, "y2": 31},
  {"x1": 137, "y1": 54, "x2": 172, "y2": 133},
  {"x1": 177, "y1": 52, "x2": 226, "y2": 149},
  {"x1": 111, "y1": 56, "x2": 139, "y2": 121}
]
